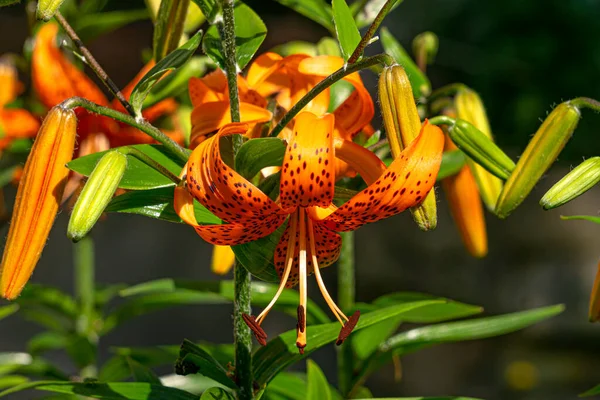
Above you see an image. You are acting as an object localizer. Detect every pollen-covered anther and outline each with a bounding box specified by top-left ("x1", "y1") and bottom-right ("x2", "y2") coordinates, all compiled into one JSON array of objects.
[
  {"x1": 242, "y1": 314, "x2": 267, "y2": 346},
  {"x1": 336, "y1": 310, "x2": 360, "y2": 346},
  {"x1": 297, "y1": 305, "x2": 306, "y2": 333}
]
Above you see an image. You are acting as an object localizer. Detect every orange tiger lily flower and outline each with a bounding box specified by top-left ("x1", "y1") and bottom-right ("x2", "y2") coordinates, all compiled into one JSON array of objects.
[
  {"x1": 32, "y1": 23, "x2": 183, "y2": 198},
  {"x1": 0, "y1": 59, "x2": 40, "y2": 149},
  {"x1": 175, "y1": 112, "x2": 444, "y2": 352}
]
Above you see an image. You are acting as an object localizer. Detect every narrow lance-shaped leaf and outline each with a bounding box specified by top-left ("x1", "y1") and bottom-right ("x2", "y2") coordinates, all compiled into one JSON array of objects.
[
  {"x1": 235, "y1": 138, "x2": 286, "y2": 179},
  {"x1": 153, "y1": 0, "x2": 191, "y2": 62},
  {"x1": 332, "y1": 0, "x2": 361, "y2": 61},
  {"x1": 306, "y1": 360, "x2": 331, "y2": 400},
  {"x1": 130, "y1": 30, "x2": 202, "y2": 115},
  {"x1": 72, "y1": 9, "x2": 150, "y2": 42},
  {"x1": 274, "y1": 0, "x2": 333, "y2": 32}
]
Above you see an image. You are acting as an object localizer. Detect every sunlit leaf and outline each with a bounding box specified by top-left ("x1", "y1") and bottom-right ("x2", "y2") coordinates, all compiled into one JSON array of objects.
[
  {"x1": 202, "y1": 2, "x2": 267, "y2": 70},
  {"x1": 0, "y1": 304, "x2": 18, "y2": 321},
  {"x1": 68, "y1": 145, "x2": 184, "y2": 191},
  {"x1": 437, "y1": 150, "x2": 467, "y2": 181},
  {"x1": 235, "y1": 138, "x2": 286, "y2": 179},
  {"x1": 200, "y1": 387, "x2": 235, "y2": 400},
  {"x1": 176, "y1": 340, "x2": 237, "y2": 390},
  {"x1": 153, "y1": 0, "x2": 191, "y2": 61},
  {"x1": 130, "y1": 30, "x2": 203, "y2": 116},
  {"x1": 332, "y1": 0, "x2": 361, "y2": 61},
  {"x1": 306, "y1": 360, "x2": 331, "y2": 400},
  {"x1": 191, "y1": 0, "x2": 220, "y2": 24},
  {"x1": 274, "y1": 0, "x2": 333, "y2": 32}
]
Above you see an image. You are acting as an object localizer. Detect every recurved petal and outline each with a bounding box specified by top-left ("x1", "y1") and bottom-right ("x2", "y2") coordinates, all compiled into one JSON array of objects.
[
  {"x1": 0, "y1": 106, "x2": 77, "y2": 299},
  {"x1": 194, "y1": 215, "x2": 286, "y2": 246},
  {"x1": 321, "y1": 120, "x2": 444, "y2": 232},
  {"x1": 187, "y1": 123, "x2": 284, "y2": 225},
  {"x1": 189, "y1": 76, "x2": 221, "y2": 106},
  {"x1": 279, "y1": 112, "x2": 335, "y2": 210},
  {"x1": 32, "y1": 23, "x2": 108, "y2": 108},
  {"x1": 190, "y1": 101, "x2": 272, "y2": 147}
]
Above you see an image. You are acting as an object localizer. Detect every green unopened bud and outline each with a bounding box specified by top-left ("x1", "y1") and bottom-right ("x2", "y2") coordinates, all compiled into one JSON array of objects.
[
  {"x1": 540, "y1": 157, "x2": 600, "y2": 210},
  {"x1": 379, "y1": 65, "x2": 437, "y2": 230},
  {"x1": 36, "y1": 0, "x2": 66, "y2": 20},
  {"x1": 496, "y1": 102, "x2": 581, "y2": 218},
  {"x1": 455, "y1": 88, "x2": 504, "y2": 211},
  {"x1": 413, "y1": 31, "x2": 438, "y2": 65},
  {"x1": 444, "y1": 118, "x2": 515, "y2": 181},
  {"x1": 68, "y1": 151, "x2": 127, "y2": 242}
]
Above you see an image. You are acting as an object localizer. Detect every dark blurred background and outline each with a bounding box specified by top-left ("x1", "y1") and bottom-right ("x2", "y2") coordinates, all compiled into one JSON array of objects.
[{"x1": 1, "y1": 0, "x2": 600, "y2": 399}]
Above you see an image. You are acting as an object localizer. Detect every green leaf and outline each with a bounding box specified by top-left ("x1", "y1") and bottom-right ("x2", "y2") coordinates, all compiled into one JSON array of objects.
[
  {"x1": 316, "y1": 37, "x2": 341, "y2": 57},
  {"x1": 354, "y1": 0, "x2": 404, "y2": 29},
  {"x1": 235, "y1": 138, "x2": 286, "y2": 179},
  {"x1": 105, "y1": 187, "x2": 221, "y2": 225},
  {"x1": 328, "y1": 80, "x2": 354, "y2": 113},
  {"x1": 126, "y1": 358, "x2": 162, "y2": 385},
  {"x1": 0, "y1": 381, "x2": 199, "y2": 399},
  {"x1": 16, "y1": 285, "x2": 78, "y2": 331},
  {"x1": 73, "y1": 10, "x2": 150, "y2": 42},
  {"x1": 353, "y1": 398, "x2": 481, "y2": 400},
  {"x1": 68, "y1": 145, "x2": 184, "y2": 191},
  {"x1": 130, "y1": 30, "x2": 203, "y2": 116},
  {"x1": 252, "y1": 299, "x2": 444, "y2": 385},
  {"x1": 27, "y1": 332, "x2": 69, "y2": 356},
  {"x1": 175, "y1": 340, "x2": 237, "y2": 390},
  {"x1": 0, "y1": 0, "x2": 20, "y2": 6},
  {"x1": 99, "y1": 346, "x2": 180, "y2": 382},
  {"x1": 332, "y1": 0, "x2": 361, "y2": 61},
  {"x1": 380, "y1": 27, "x2": 431, "y2": 98},
  {"x1": 560, "y1": 215, "x2": 600, "y2": 224},
  {"x1": 79, "y1": 0, "x2": 109, "y2": 14},
  {"x1": 232, "y1": 220, "x2": 286, "y2": 283},
  {"x1": 265, "y1": 373, "x2": 306, "y2": 400},
  {"x1": 0, "y1": 353, "x2": 69, "y2": 381},
  {"x1": 202, "y1": 2, "x2": 267, "y2": 70},
  {"x1": 0, "y1": 375, "x2": 28, "y2": 390},
  {"x1": 436, "y1": 150, "x2": 467, "y2": 181},
  {"x1": 352, "y1": 293, "x2": 482, "y2": 360},
  {"x1": 153, "y1": 0, "x2": 191, "y2": 62},
  {"x1": 274, "y1": 0, "x2": 333, "y2": 32},
  {"x1": 191, "y1": 0, "x2": 220, "y2": 24},
  {"x1": 200, "y1": 387, "x2": 235, "y2": 400},
  {"x1": 581, "y1": 383, "x2": 600, "y2": 397},
  {"x1": 144, "y1": 56, "x2": 211, "y2": 108},
  {"x1": 118, "y1": 279, "x2": 330, "y2": 325},
  {"x1": 306, "y1": 360, "x2": 331, "y2": 400},
  {"x1": 0, "y1": 304, "x2": 18, "y2": 321},
  {"x1": 352, "y1": 305, "x2": 564, "y2": 388}
]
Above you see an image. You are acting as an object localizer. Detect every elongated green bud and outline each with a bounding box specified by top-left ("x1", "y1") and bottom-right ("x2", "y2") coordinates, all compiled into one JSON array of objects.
[
  {"x1": 540, "y1": 157, "x2": 600, "y2": 210},
  {"x1": 68, "y1": 151, "x2": 127, "y2": 242},
  {"x1": 36, "y1": 0, "x2": 66, "y2": 20},
  {"x1": 496, "y1": 102, "x2": 581, "y2": 218},
  {"x1": 413, "y1": 31, "x2": 438, "y2": 67},
  {"x1": 444, "y1": 118, "x2": 515, "y2": 180},
  {"x1": 455, "y1": 88, "x2": 504, "y2": 211},
  {"x1": 379, "y1": 65, "x2": 437, "y2": 230}
]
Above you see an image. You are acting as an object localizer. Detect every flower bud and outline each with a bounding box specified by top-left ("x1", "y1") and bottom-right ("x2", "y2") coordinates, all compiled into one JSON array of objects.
[
  {"x1": 412, "y1": 31, "x2": 438, "y2": 65},
  {"x1": 496, "y1": 102, "x2": 581, "y2": 218},
  {"x1": 455, "y1": 88, "x2": 504, "y2": 211},
  {"x1": 0, "y1": 106, "x2": 77, "y2": 300},
  {"x1": 539, "y1": 157, "x2": 600, "y2": 210},
  {"x1": 445, "y1": 118, "x2": 515, "y2": 181},
  {"x1": 379, "y1": 65, "x2": 437, "y2": 230},
  {"x1": 36, "y1": 0, "x2": 66, "y2": 21},
  {"x1": 67, "y1": 150, "x2": 127, "y2": 242}
]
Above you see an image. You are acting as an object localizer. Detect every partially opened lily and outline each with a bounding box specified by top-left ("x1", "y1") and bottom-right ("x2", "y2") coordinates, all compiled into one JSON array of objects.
[
  {"x1": 0, "y1": 59, "x2": 40, "y2": 149},
  {"x1": 175, "y1": 111, "x2": 444, "y2": 352}
]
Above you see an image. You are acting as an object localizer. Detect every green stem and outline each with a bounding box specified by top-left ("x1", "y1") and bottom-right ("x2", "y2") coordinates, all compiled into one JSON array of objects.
[
  {"x1": 55, "y1": 12, "x2": 137, "y2": 117},
  {"x1": 427, "y1": 83, "x2": 467, "y2": 103},
  {"x1": 348, "y1": 0, "x2": 401, "y2": 64},
  {"x1": 219, "y1": 0, "x2": 253, "y2": 398},
  {"x1": 74, "y1": 236, "x2": 98, "y2": 378},
  {"x1": 429, "y1": 115, "x2": 455, "y2": 127},
  {"x1": 59, "y1": 97, "x2": 190, "y2": 163},
  {"x1": 269, "y1": 53, "x2": 393, "y2": 138},
  {"x1": 570, "y1": 97, "x2": 600, "y2": 112},
  {"x1": 337, "y1": 231, "x2": 355, "y2": 396}
]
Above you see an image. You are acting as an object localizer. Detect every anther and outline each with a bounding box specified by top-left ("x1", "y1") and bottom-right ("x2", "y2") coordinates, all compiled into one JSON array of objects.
[
  {"x1": 296, "y1": 341, "x2": 306, "y2": 355},
  {"x1": 242, "y1": 314, "x2": 267, "y2": 346},
  {"x1": 297, "y1": 305, "x2": 306, "y2": 333},
  {"x1": 336, "y1": 310, "x2": 360, "y2": 345}
]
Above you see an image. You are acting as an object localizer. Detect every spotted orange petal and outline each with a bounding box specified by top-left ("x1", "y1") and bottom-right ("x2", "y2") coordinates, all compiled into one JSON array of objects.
[
  {"x1": 189, "y1": 76, "x2": 221, "y2": 106},
  {"x1": 193, "y1": 216, "x2": 285, "y2": 246},
  {"x1": 187, "y1": 123, "x2": 284, "y2": 225},
  {"x1": 279, "y1": 112, "x2": 335, "y2": 210},
  {"x1": 320, "y1": 120, "x2": 444, "y2": 232},
  {"x1": 32, "y1": 23, "x2": 108, "y2": 108}
]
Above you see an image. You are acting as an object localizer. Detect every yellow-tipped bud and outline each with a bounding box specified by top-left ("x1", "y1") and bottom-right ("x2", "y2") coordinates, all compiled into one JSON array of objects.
[
  {"x1": 379, "y1": 65, "x2": 437, "y2": 230},
  {"x1": 496, "y1": 102, "x2": 581, "y2": 218},
  {"x1": 67, "y1": 150, "x2": 127, "y2": 242},
  {"x1": 36, "y1": 0, "x2": 66, "y2": 21},
  {"x1": 211, "y1": 245, "x2": 235, "y2": 275},
  {"x1": 0, "y1": 106, "x2": 77, "y2": 299},
  {"x1": 540, "y1": 157, "x2": 600, "y2": 210},
  {"x1": 455, "y1": 88, "x2": 504, "y2": 211}
]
